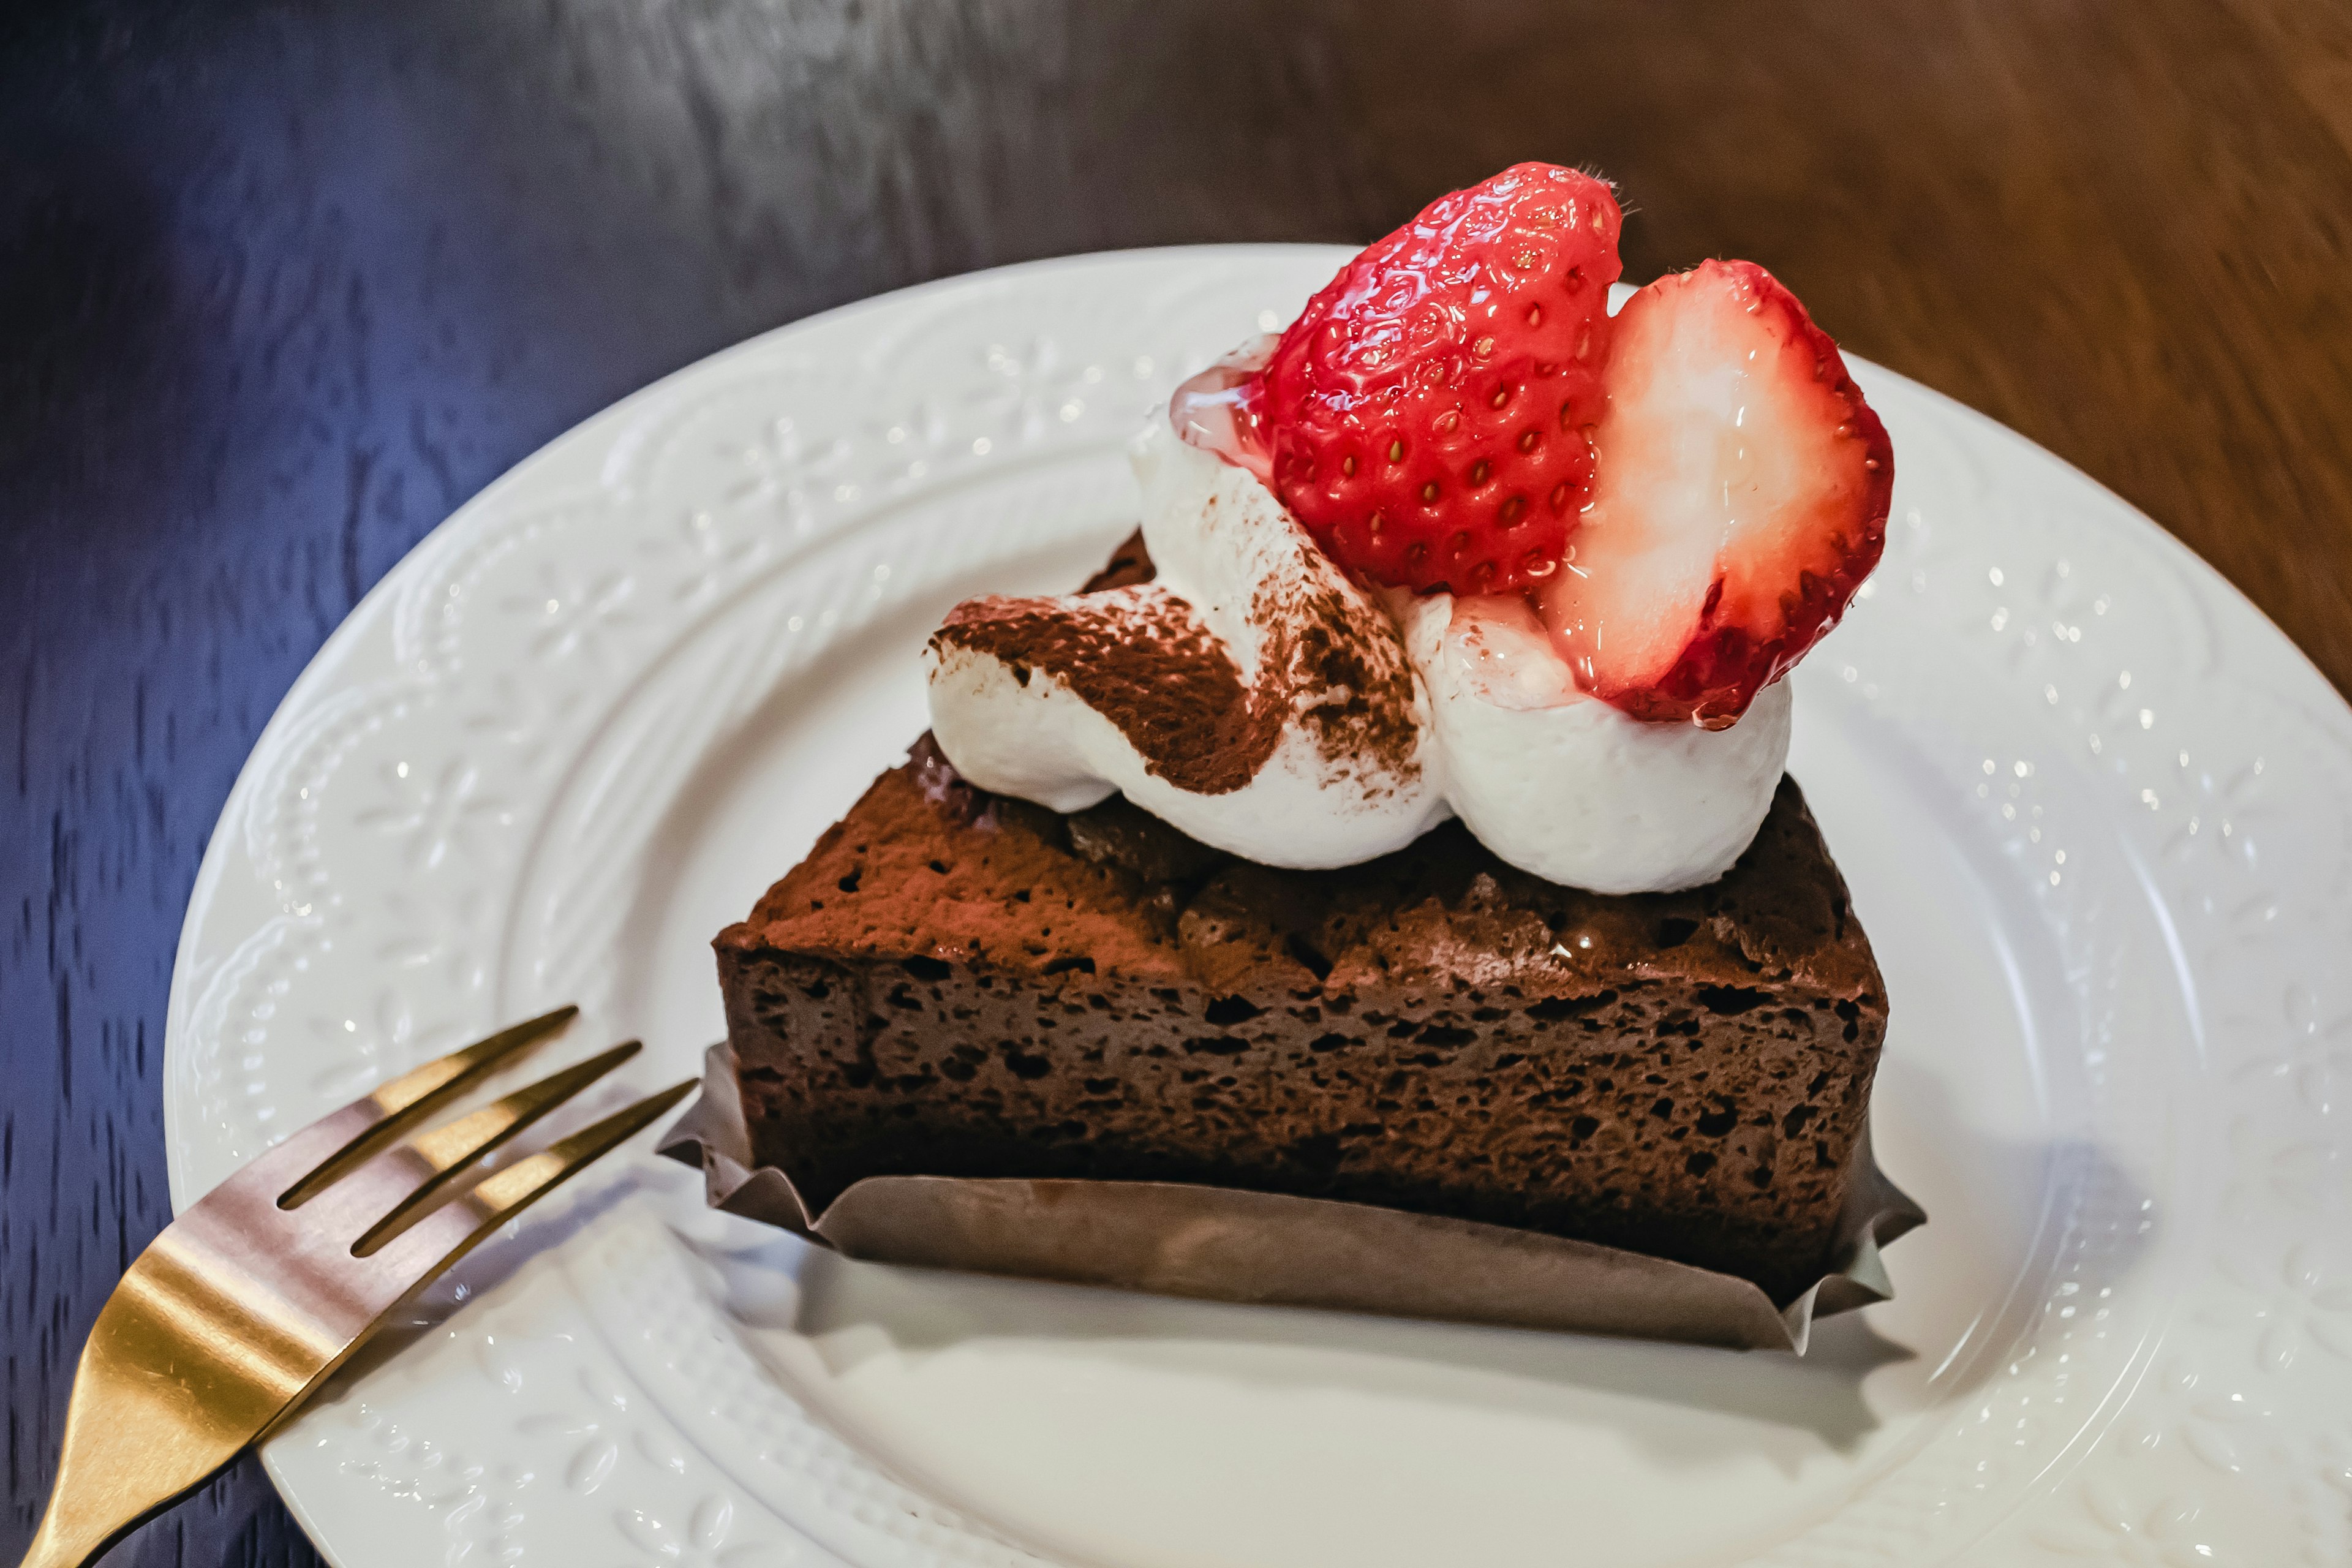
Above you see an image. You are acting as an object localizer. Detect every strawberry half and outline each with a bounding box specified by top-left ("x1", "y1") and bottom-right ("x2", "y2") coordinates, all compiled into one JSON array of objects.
[
  {"x1": 1538, "y1": 260, "x2": 1891, "y2": 726},
  {"x1": 1250, "y1": 162, "x2": 1623, "y2": 595}
]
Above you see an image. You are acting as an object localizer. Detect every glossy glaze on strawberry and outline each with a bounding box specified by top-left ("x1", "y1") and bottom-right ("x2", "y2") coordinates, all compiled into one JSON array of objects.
[
  {"x1": 1217, "y1": 164, "x2": 1891, "y2": 728},
  {"x1": 1247, "y1": 162, "x2": 1624, "y2": 596},
  {"x1": 1539, "y1": 260, "x2": 1891, "y2": 726}
]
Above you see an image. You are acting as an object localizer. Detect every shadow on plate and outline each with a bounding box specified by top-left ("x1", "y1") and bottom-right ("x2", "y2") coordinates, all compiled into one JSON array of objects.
[{"x1": 688, "y1": 1093, "x2": 2149, "y2": 1469}]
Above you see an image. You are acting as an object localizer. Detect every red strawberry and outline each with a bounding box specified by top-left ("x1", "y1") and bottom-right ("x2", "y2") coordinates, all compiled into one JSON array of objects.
[
  {"x1": 1248, "y1": 162, "x2": 1623, "y2": 595},
  {"x1": 1537, "y1": 259, "x2": 1891, "y2": 726}
]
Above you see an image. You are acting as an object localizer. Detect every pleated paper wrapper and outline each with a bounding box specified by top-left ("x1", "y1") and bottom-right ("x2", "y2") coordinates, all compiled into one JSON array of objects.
[{"x1": 660, "y1": 1042, "x2": 1924, "y2": 1353}]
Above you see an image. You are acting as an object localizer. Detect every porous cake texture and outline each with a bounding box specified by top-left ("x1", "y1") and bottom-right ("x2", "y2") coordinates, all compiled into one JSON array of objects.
[{"x1": 718, "y1": 548, "x2": 1887, "y2": 1304}]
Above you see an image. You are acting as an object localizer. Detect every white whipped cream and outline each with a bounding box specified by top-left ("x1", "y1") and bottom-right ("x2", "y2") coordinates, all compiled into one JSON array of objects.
[
  {"x1": 926, "y1": 421, "x2": 1450, "y2": 868},
  {"x1": 1398, "y1": 591, "x2": 1791, "y2": 893},
  {"x1": 925, "y1": 415, "x2": 1792, "y2": 891}
]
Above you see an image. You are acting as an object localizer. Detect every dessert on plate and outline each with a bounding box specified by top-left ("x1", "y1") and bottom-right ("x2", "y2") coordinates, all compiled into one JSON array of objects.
[{"x1": 711, "y1": 164, "x2": 1902, "y2": 1310}]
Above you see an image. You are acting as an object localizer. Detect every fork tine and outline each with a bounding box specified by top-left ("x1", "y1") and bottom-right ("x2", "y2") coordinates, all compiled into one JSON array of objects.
[
  {"x1": 348, "y1": 1039, "x2": 643, "y2": 1257},
  {"x1": 463, "y1": 1079, "x2": 699, "y2": 1221},
  {"x1": 369, "y1": 1080, "x2": 699, "y2": 1286},
  {"x1": 277, "y1": 1003, "x2": 578, "y2": 1209}
]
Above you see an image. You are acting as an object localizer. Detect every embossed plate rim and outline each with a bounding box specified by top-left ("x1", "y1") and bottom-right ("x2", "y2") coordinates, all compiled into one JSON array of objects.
[{"x1": 162, "y1": 245, "x2": 2352, "y2": 1568}]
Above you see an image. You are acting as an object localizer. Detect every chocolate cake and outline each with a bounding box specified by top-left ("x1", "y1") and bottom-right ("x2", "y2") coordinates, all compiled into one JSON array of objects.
[{"x1": 716, "y1": 540, "x2": 1888, "y2": 1306}]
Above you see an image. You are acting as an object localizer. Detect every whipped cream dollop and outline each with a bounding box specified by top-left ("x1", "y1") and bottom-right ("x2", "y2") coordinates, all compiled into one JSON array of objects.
[
  {"x1": 925, "y1": 415, "x2": 1792, "y2": 892},
  {"x1": 1398, "y1": 591, "x2": 1790, "y2": 892},
  {"x1": 928, "y1": 420, "x2": 1450, "y2": 867}
]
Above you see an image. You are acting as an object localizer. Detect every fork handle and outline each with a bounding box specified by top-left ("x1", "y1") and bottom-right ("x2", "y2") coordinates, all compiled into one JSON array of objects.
[{"x1": 18, "y1": 1294, "x2": 284, "y2": 1568}]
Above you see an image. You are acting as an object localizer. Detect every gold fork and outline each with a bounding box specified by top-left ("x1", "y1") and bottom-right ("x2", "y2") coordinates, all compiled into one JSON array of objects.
[{"x1": 18, "y1": 1005, "x2": 692, "y2": 1568}]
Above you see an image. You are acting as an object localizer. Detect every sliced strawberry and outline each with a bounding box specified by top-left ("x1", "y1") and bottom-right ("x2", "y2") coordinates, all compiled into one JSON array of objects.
[
  {"x1": 1538, "y1": 259, "x2": 1891, "y2": 726},
  {"x1": 1250, "y1": 162, "x2": 1623, "y2": 595}
]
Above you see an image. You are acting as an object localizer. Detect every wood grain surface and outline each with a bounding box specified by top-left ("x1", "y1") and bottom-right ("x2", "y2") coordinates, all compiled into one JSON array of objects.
[{"x1": 4, "y1": 1, "x2": 2348, "y2": 1562}]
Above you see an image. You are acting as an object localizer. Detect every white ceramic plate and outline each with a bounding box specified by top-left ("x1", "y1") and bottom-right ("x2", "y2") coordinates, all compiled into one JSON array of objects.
[{"x1": 165, "y1": 247, "x2": 2352, "y2": 1568}]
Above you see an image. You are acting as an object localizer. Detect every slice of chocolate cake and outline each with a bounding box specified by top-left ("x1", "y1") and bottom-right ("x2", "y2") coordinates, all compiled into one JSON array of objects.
[{"x1": 716, "y1": 545, "x2": 1887, "y2": 1306}]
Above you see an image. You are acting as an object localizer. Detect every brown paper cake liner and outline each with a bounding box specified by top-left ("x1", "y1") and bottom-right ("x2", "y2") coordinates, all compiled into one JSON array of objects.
[{"x1": 658, "y1": 1042, "x2": 1925, "y2": 1354}]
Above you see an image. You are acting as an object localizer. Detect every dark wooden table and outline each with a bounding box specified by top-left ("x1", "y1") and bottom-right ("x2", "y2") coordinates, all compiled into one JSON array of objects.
[{"x1": 6, "y1": 1, "x2": 2349, "y2": 1562}]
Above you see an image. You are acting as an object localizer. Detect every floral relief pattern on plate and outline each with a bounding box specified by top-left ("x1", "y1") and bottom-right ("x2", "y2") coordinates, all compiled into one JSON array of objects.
[{"x1": 166, "y1": 249, "x2": 2352, "y2": 1567}]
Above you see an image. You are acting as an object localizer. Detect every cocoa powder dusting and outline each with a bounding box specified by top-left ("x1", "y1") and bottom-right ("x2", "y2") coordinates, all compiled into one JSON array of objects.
[
  {"x1": 1251, "y1": 574, "x2": 1422, "y2": 786},
  {"x1": 931, "y1": 533, "x2": 1421, "y2": 799},
  {"x1": 934, "y1": 586, "x2": 1282, "y2": 794}
]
